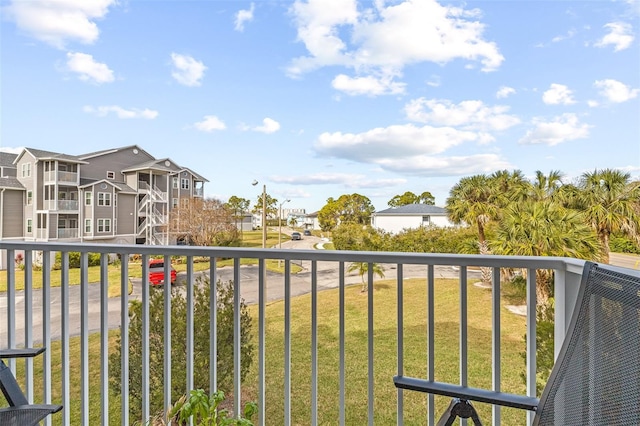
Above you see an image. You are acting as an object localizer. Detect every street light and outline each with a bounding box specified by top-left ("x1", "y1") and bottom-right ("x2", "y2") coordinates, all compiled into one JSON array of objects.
[
  {"x1": 278, "y1": 199, "x2": 291, "y2": 250},
  {"x1": 251, "y1": 180, "x2": 267, "y2": 249}
]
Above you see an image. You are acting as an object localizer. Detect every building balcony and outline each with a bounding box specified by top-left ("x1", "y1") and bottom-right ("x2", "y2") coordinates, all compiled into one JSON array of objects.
[
  {"x1": 43, "y1": 199, "x2": 79, "y2": 211},
  {"x1": 0, "y1": 241, "x2": 589, "y2": 425},
  {"x1": 43, "y1": 170, "x2": 79, "y2": 185},
  {"x1": 56, "y1": 228, "x2": 79, "y2": 239}
]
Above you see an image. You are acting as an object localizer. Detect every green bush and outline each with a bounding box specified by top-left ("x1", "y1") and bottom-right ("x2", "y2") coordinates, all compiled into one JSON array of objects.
[
  {"x1": 331, "y1": 223, "x2": 390, "y2": 251},
  {"x1": 388, "y1": 225, "x2": 480, "y2": 254},
  {"x1": 109, "y1": 276, "x2": 255, "y2": 422},
  {"x1": 609, "y1": 234, "x2": 640, "y2": 254},
  {"x1": 53, "y1": 251, "x2": 101, "y2": 269}
]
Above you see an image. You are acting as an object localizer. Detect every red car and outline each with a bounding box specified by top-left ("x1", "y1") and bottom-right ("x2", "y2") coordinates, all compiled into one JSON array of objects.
[{"x1": 148, "y1": 258, "x2": 177, "y2": 285}]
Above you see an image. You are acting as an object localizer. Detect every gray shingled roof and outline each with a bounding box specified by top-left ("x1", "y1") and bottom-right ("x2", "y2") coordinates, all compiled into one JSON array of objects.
[
  {"x1": 374, "y1": 204, "x2": 447, "y2": 215},
  {"x1": 78, "y1": 178, "x2": 136, "y2": 193},
  {"x1": 121, "y1": 159, "x2": 177, "y2": 173},
  {"x1": 79, "y1": 145, "x2": 151, "y2": 160},
  {"x1": 179, "y1": 167, "x2": 209, "y2": 182},
  {"x1": 22, "y1": 148, "x2": 87, "y2": 164},
  {"x1": 0, "y1": 176, "x2": 25, "y2": 190},
  {"x1": 0, "y1": 152, "x2": 18, "y2": 167}
]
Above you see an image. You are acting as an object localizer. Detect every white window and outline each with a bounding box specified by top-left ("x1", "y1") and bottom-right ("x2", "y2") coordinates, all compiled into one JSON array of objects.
[
  {"x1": 85, "y1": 192, "x2": 92, "y2": 206},
  {"x1": 106, "y1": 171, "x2": 115, "y2": 179},
  {"x1": 173, "y1": 177, "x2": 179, "y2": 189},
  {"x1": 422, "y1": 215, "x2": 431, "y2": 224},
  {"x1": 172, "y1": 198, "x2": 178, "y2": 208},
  {"x1": 97, "y1": 218, "x2": 111, "y2": 232},
  {"x1": 21, "y1": 163, "x2": 31, "y2": 178},
  {"x1": 27, "y1": 219, "x2": 32, "y2": 233},
  {"x1": 85, "y1": 219, "x2": 92, "y2": 233},
  {"x1": 181, "y1": 178, "x2": 190, "y2": 190},
  {"x1": 26, "y1": 191, "x2": 32, "y2": 205},
  {"x1": 97, "y1": 192, "x2": 111, "y2": 206}
]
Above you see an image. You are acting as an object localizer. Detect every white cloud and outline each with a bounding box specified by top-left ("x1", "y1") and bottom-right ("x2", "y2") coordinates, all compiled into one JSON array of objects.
[
  {"x1": 595, "y1": 22, "x2": 634, "y2": 51},
  {"x1": 194, "y1": 115, "x2": 226, "y2": 132},
  {"x1": 587, "y1": 100, "x2": 599, "y2": 107},
  {"x1": 288, "y1": 0, "x2": 504, "y2": 92},
  {"x1": 331, "y1": 73, "x2": 406, "y2": 96},
  {"x1": 496, "y1": 86, "x2": 516, "y2": 99},
  {"x1": 594, "y1": 79, "x2": 639, "y2": 103},
  {"x1": 542, "y1": 84, "x2": 576, "y2": 105},
  {"x1": 519, "y1": 113, "x2": 591, "y2": 146},
  {"x1": 552, "y1": 29, "x2": 576, "y2": 43},
  {"x1": 271, "y1": 173, "x2": 407, "y2": 188},
  {"x1": 0, "y1": 146, "x2": 24, "y2": 154},
  {"x1": 234, "y1": 3, "x2": 255, "y2": 32},
  {"x1": 170, "y1": 53, "x2": 207, "y2": 87},
  {"x1": 377, "y1": 154, "x2": 512, "y2": 177},
  {"x1": 254, "y1": 118, "x2": 281, "y2": 133},
  {"x1": 83, "y1": 105, "x2": 158, "y2": 119},
  {"x1": 404, "y1": 98, "x2": 520, "y2": 132},
  {"x1": 426, "y1": 75, "x2": 441, "y2": 87},
  {"x1": 66, "y1": 52, "x2": 114, "y2": 84},
  {"x1": 5, "y1": 0, "x2": 117, "y2": 49},
  {"x1": 314, "y1": 123, "x2": 482, "y2": 164}
]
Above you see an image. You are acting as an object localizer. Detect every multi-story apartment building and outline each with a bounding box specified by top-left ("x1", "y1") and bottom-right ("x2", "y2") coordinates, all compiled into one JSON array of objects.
[{"x1": 0, "y1": 145, "x2": 206, "y2": 253}]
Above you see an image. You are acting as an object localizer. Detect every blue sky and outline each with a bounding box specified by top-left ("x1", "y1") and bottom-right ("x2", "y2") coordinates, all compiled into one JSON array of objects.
[{"x1": 1, "y1": 0, "x2": 639, "y2": 213}]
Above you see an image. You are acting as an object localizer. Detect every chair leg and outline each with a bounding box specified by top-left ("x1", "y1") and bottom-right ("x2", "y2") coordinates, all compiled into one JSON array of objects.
[{"x1": 436, "y1": 398, "x2": 483, "y2": 426}]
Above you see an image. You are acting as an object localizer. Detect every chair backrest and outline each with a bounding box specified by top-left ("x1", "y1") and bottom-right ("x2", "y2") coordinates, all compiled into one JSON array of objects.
[
  {"x1": 535, "y1": 262, "x2": 640, "y2": 425},
  {"x1": 0, "y1": 360, "x2": 29, "y2": 406}
]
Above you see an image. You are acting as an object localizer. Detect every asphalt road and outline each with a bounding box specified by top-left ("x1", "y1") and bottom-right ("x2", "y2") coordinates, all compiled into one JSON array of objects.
[{"x1": 2, "y1": 234, "x2": 638, "y2": 346}]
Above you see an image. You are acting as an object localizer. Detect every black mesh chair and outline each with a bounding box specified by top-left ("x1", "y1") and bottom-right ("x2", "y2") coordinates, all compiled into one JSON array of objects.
[
  {"x1": 0, "y1": 348, "x2": 62, "y2": 425},
  {"x1": 394, "y1": 261, "x2": 640, "y2": 425}
]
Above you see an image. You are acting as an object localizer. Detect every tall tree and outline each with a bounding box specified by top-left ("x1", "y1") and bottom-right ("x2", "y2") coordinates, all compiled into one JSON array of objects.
[
  {"x1": 318, "y1": 194, "x2": 376, "y2": 231},
  {"x1": 225, "y1": 195, "x2": 250, "y2": 233},
  {"x1": 491, "y1": 199, "x2": 600, "y2": 303},
  {"x1": 252, "y1": 193, "x2": 278, "y2": 223},
  {"x1": 490, "y1": 169, "x2": 531, "y2": 208},
  {"x1": 446, "y1": 174, "x2": 502, "y2": 285},
  {"x1": 169, "y1": 198, "x2": 239, "y2": 246},
  {"x1": 339, "y1": 193, "x2": 376, "y2": 224},
  {"x1": 571, "y1": 169, "x2": 640, "y2": 263},
  {"x1": 318, "y1": 197, "x2": 340, "y2": 232},
  {"x1": 530, "y1": 170, "x2": 565, "y2": 202},
  {"x1": 388, "y1": 191, "x2": 435, "y2": 207}
]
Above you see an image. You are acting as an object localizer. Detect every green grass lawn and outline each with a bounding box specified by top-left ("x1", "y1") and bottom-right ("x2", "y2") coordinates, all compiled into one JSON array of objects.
[
  {"x1": 241, "y1": 277, "x2": 528, "y2": 425},
  {"x1": 5, "y1": 276, "x2": 528, "y2": 425}
]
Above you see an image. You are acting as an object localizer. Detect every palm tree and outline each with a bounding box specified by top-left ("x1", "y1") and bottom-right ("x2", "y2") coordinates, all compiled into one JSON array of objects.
[
  {"x1": 571, "y1": 169, "x2": 640, "y2": 263},
  {"x1": 491, "y1": 199, "x2": 600, "y2": 303},
  {"x1": 347, "y1": 262, "x2": 385, "y2": 292},
  {"x1": 490, "y1": 169, "x2": 531, "y2": 207},
  {"x1": 530, "y1": 170, "x2": 565, "y2": 202},
  {"x1": 446, "y1": 174, "x2": 501, "y2": 285}
]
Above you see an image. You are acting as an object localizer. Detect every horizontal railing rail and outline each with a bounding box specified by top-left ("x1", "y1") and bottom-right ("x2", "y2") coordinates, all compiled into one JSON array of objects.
[{"x1": 0, "y1": 241, "x2": 585, "y2": 426}]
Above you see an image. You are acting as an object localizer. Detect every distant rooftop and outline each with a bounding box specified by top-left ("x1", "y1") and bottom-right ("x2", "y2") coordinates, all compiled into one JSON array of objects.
[{"x1": 374, "y1": 204, "x2": 447, "y2": 215}]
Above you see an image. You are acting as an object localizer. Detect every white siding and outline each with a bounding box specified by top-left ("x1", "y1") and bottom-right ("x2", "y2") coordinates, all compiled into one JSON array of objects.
[{"x1": 372, "y1": 214, "x2": 453, "y2": 234}]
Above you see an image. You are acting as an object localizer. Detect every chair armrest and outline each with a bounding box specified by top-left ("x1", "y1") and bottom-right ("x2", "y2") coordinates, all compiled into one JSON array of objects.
[
  {"x1": 0, "y1": 348, "x2": 46, "y2": 359},
  {"x1": 394, "y1": 376, "x2": 540, "y2": 412}
]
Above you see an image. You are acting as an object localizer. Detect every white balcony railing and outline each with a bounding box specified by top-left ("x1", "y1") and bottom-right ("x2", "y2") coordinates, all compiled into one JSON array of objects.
[
  {"x1": 0, "y1": 241, "x2": 585, "y2": 426},
  {"x1": 43, "y1": 200, "x2": 79, "y2": 211},
  {"x1": 56, "y1": 228, "x2": 79, "y2": 239},
  {"x1": 43, "y1": 170, "x2": 78, "y2": 184}
]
